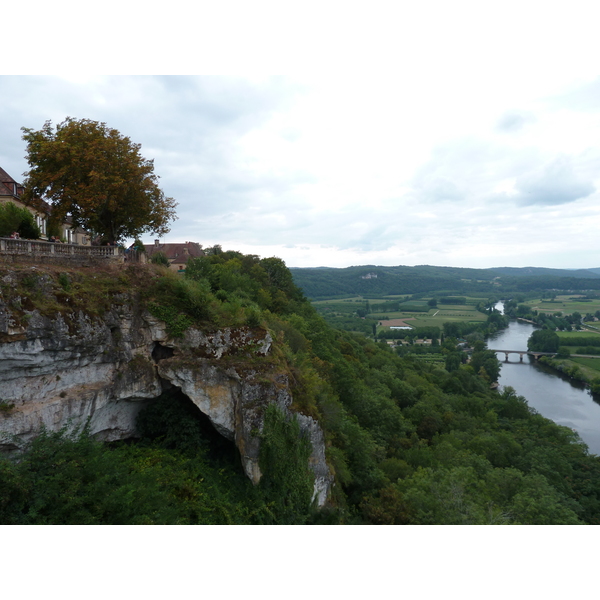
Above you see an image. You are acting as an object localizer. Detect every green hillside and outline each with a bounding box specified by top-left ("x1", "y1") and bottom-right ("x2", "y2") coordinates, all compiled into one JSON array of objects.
[
  {"x1": 291, "y1": 264, "x2": 600, "y2": 300},
  {"x1": 2, "y1": 254, "x2": 600, "y2": 524}
]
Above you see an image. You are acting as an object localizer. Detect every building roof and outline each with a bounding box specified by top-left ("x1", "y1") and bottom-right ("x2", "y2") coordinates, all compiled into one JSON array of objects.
[
  {"x1": 145, "y1": 240, "x2": 204, "y2": 263},
  {"x1": 0, "y1": 166, "x2": 24, "y2": 199},
  {"x1": 0, "y1": 165, "x2": 53, "y2": 214}
]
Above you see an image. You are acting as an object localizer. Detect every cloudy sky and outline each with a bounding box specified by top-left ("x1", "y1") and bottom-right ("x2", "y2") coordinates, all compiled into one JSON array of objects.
[{"x1": 3, "y1": 2, "x2": 600, "y2": 270}]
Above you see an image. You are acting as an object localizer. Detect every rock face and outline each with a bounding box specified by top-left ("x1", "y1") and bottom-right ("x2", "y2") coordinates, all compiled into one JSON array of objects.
[{"x1": 0, "y1": 292, "x2": 333, "y2": 506}]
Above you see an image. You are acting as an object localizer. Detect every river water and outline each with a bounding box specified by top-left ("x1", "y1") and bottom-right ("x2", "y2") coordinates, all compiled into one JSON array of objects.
[{"x1": 487, "y1": 311, "x2": 600, "y2": 455}]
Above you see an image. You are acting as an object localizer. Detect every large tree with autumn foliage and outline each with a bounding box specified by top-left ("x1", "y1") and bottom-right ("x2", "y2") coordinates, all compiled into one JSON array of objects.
[{"x1": 21, "y1": 118, "x2": 178, "y2": 244}]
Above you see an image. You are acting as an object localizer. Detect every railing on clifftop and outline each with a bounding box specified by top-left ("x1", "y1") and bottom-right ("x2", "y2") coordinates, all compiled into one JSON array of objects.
[{"x1": 0, "y1": 237, "x2": 123, "y2": 258}]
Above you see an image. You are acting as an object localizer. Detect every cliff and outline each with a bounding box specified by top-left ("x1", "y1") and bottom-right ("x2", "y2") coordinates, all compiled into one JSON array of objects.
[{"x1": 0, "y1": 264, "x2": 332, "y2": 506}]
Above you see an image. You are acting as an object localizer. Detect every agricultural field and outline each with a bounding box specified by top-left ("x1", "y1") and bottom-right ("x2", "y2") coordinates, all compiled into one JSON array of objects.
[
  {"x1": 570, "y1": 357, "x2": 600, "y2": 375},
  {"x1": 312, "y1": 297, "x2": 376, "y2": 315},
  {"x1": 408, "y1": 355, "x2": 446, "y2": 366},
  {"x1": 557, "y1": 331, "x2": 600, "y2": 340},
  {"x1": 312, "y1": 295, "x2": 490, "y2": 336},
  {"x1": 556, "y1": 331, "x2": 600, "y2": 354},
  {"x1": 546, "y1": 356, "x2": 600, "y2": 380},
  {"x1": 521, "y1": 295, "x2": 600, "y2": 317},
  {"x1": 371, "y1": 304, "x2": 488, "y2": 330}
]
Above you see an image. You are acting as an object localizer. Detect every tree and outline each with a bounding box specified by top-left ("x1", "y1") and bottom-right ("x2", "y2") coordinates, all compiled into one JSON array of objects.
[
  {"x1": 470, "y1": 350, "x2": 501, "y2": 382},
  {"x1": 21, "y1": 118, "x2": 177, "y2": 244},
  {"x1": 528, "y1": 329, "x2": 559, "y2": 353},
  {"x1": 445, "y1": 352, "x2": 462, "y2": 373}
]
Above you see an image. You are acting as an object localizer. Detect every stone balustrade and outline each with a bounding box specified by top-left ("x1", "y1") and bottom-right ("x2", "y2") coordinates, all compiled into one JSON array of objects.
[{"x1": 0, "y1": 237, "x2": 123, "y2": 259}]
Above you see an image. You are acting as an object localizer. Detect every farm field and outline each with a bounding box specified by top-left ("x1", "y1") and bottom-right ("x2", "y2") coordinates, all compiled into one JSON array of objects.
[
  {"x1": 522, "y1": 295, "x2": 600, "y2": 316},
  {"x1": 311, "y1": 298, "x2": 373, "y2": 324},
  {"x1": 371, "y1": 304, "x2": 488, "y2": 329},
  {"x1": 408, "y1": 355, "x2": 446, "y2": 367},
  {"x1": 549, "y1": 357, "x2": 600, "y2": 379},
  {"x1": 312, "y1": 295, "x2": 490, "y2": 335},
  {"x1": 570, "y1": 357, "x2": 600, "y2": 374},
  {"x1": 557, "y1": 330, "x2": 600, "y2": 338}
]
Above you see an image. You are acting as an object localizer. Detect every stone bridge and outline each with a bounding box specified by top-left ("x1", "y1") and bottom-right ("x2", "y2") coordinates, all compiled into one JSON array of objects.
[{"x1": 487, "y1": 349, "x2": 556, "y2": 362}]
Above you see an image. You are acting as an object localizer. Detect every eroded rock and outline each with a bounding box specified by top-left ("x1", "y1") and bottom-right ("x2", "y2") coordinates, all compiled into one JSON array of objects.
[{"x1": 0, "y1": 293, "x2": 332, "y2": 506}]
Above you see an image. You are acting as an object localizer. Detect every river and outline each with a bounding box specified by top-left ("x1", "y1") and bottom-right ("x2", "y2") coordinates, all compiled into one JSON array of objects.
[{"x1": 487, "y1": 308, "x2": 600, "y2": 455}]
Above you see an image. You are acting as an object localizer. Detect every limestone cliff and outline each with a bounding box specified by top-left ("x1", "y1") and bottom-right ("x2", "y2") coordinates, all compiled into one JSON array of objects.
[{"x1": 0, "y1": 266, "x2": 332, "y2": 506}]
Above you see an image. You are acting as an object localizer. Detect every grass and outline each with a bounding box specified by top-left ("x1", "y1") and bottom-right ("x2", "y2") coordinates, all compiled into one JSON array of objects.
[
  {"x1": 556, "y1": 330, "x2": 600, "y2": 356},
  {"x1": 312, "y1": 295, "x2": 489, "y2": 336},
  {"x1": 371, "y1": 305, "x2": 487, "y2": 329},
  {"x1": 0, "y1": 263, "x2": 166, "y2": 328},
  {"x1": 542, "y1": 356, "x2": 600, "y2": 383},
  {"x1": 557, "y1": 330, "x2": 600, "y2": 338},
  {"x1": 570, "y1": 357, "x2": 600, "y2": 375},
  {"x1": 522, "y1": 295, "x2": 600, "y2": 316},
  {"x1": 408, "y1": 355, "x2": 445, "y2": 365}
]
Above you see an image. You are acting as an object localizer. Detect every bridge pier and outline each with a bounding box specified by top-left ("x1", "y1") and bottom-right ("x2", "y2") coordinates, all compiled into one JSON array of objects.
[{"x1": 490, "y1": 348, "x2": 555, "y2": 362}]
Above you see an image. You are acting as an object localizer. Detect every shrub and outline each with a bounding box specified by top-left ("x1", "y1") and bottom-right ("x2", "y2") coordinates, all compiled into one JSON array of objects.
[
  {"x1": 259, "y1": 404, "x2": 314, "y2": 524},
  {"x1": 0, "y1": 202, "x2": 41, "y2": 239},
  {"x1": 150, "y1": 252, "x2": 170, "y2": 267}
]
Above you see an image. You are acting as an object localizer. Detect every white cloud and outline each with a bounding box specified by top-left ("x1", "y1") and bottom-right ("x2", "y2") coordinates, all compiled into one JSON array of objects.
[
  {"x1": 513, "y1": 156, "x2": 595, "y2": 206},
  {"x1": 496, "y1": 111, "x2": 536, "y2": 133}
]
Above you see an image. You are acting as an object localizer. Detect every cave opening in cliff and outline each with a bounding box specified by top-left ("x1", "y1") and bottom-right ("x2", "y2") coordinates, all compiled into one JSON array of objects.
[
  {"x1": 136, "y1": 388, "x2": 243, "y2": 470},
  {"x1": 151, "y1": 341, "x2": 174, "y2": 363}
]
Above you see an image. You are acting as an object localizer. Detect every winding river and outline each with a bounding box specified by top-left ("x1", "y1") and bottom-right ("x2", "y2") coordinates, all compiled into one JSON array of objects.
[{"x1": 487, "y1": 308, "x2": 600, "y2": 455}]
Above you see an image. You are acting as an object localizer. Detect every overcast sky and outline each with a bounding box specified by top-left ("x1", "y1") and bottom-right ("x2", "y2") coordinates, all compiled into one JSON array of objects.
[{"x1": 3, "y1": 2, "x2": 600, "y2": 270}]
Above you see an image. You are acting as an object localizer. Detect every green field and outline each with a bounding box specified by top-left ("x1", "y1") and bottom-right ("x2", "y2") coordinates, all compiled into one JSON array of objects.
[
  {"x1": 555, "y1": 330, "x2": 600, "y2": 355},
  {"x1": 408, "y1": 355, "x2": 446, "y2": 366},
  {"x1": 547, "y1": 356, "x2": 600, "y2": 380},
  {"x1": 571, "y1": 357, "x2": 600, "y2": 374},
  {"x1": 312, "y1": 295, "x2": 490, "y2": 335},
  {"x1": 557, "y1": 330, "x2": 600, "y2": 339},
  {"x1": 371, "y1": 304, "x2": 488, "y2": 329},
  {"x1": 522, "y1": 295, "x2": 600, "y2": 316},
  {"x1": 312, "y1": 297, "x2": 376, "y2": 311}
]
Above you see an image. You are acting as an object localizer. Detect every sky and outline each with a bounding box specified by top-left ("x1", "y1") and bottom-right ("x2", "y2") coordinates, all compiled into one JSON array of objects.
[{"x1": 3, "y1": 2, "x2": 600, "y2": 270}]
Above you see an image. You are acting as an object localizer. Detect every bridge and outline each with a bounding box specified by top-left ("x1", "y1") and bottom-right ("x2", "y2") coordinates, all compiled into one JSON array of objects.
[
  {"x1": 488, "y1": 349, "x2": 600, "y2": 362},
  {"x1": 487, "y1": 349, "x2": 556, "y2": 362}
]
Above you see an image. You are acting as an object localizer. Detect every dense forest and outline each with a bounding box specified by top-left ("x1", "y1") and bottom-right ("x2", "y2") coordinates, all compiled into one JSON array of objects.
[
  {"x1": 290, "y1": 264, "x2": 600, "y2": 299},
  {"x1": 2, "y1": 251, "x2": 600, "y2": 524}
]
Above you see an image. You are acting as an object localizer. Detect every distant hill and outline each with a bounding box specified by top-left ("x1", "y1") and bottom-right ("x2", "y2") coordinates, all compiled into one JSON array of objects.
[
  {"x1": 489, "y1": 266, "x2": 600, "y2": 279},
  {"x1": 290, "y1": 264, "x2": 600, "y2": 299}
]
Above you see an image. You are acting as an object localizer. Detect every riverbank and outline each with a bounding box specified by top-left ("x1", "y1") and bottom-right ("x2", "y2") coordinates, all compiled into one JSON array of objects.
[
  {"x1": 538, "y1": 355, "x2": 600, "y2": 394},
  {"x1": 487, "y1": 318, "x2": 600, "y2": 454}
]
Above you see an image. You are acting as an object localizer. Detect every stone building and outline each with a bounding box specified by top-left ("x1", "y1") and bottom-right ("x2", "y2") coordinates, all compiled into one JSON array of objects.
[
  {"x1": 144, "y1": 239, "x2": 204, "y2": 271},
  {"x1": 0, "y1": 165, "x2": 89, "y2": 244}
]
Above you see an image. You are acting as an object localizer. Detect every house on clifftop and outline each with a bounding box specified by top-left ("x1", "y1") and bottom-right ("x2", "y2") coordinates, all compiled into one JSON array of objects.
[
  {"x1": 144, "y1": 239, "x2": 204, "y2": 271},
  {"x1": 0, "y1": 165, "x2": 89, "y2": 244}
]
